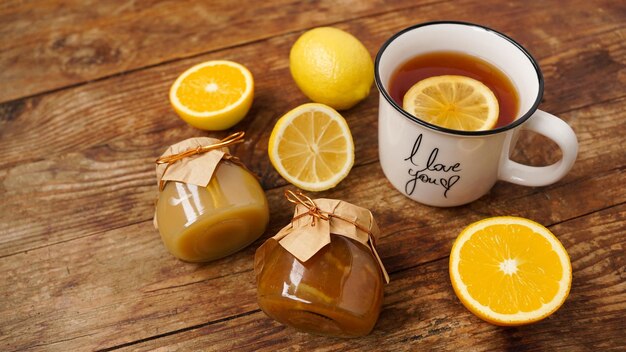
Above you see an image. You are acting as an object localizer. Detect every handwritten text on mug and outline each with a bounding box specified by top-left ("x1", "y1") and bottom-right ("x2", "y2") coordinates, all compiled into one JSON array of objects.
[{"x1": 404, "y1": 134, "x2": 461, "y2": 198}]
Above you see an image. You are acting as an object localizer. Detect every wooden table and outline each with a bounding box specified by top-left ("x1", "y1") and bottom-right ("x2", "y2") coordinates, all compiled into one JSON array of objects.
[{"x1": 1, "y1": 0, "x2": 625, "y2": 350}]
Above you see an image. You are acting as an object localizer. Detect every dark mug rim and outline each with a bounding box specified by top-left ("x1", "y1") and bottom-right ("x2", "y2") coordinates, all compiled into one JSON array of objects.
[{"x1": 374, "y1": 21, "x2": 544, "y2": 136}]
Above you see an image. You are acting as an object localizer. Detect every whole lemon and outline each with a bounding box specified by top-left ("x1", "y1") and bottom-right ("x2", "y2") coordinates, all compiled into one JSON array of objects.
[{"x1": 289, "y1": 27, "x2": 374, "y2": 110}]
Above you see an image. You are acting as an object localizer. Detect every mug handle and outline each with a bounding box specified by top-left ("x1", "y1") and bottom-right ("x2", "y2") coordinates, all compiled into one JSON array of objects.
[{"x1": 498, "y1": 110, "x2": 578, "y2": 187}]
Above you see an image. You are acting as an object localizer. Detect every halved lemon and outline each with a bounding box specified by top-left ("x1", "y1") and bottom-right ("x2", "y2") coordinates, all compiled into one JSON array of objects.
[
  {"x1": 268, "y1": 103, "x2": 354, "y2": 191},
  {"x1": 169, "y1": 60, "x2": 254, "y2": 130},
  {"x1": 450, "y1": 216, "x2": 572, "y2": 326},
  {"x1": 403, "y1": 75, "x2": 499, "y2": 131}
]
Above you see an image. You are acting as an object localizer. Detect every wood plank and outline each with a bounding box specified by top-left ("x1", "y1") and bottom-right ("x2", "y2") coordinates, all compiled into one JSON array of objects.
[
  {"x1": 0, "y1": 160, "x2": 624, "y2": 351},
  {"x1": 1, "y1": 0, "x2": 625, "y2": 168},
  {"x1": 117, "y1": 205, "x2": 626, "y2": 351},
  {"x1": 0, "y1": 0, "x2": 436, "y2": 103},
  {"x1": 1, "y1": 0, "x2": 625, "y2": 257},
  {"x1": 8, "y1": 0, "x2": 621, "y2": 103},
  {"x1": 1, "y1": 1, "x2": 625, "y2": 350},
  {"x1": 0, "y1": 198, "x2": 626, "y2": 350},
  {"x1": 1, "y1": 89, "x2": 624, "y2": 259}
]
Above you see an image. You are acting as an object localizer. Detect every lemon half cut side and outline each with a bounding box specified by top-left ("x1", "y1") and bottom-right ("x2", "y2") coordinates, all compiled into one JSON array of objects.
[{"x1": 268, "y1": 103, "x2": 354, "y2": 192}]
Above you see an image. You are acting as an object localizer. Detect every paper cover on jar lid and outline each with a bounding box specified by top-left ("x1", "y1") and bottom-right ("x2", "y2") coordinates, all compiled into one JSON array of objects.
[
  {"x1": 155, "y1": 138, "x2": 225, "y2": 189},
  {"x1": 153, "y1": 132, "x2": 246, "y2": 229},
  {"x1": 155, "y1": 132, "x2": 245, "y2": 190},
  {"x1": 258, "y1": 190, "x2": 389, "y2": 283}
]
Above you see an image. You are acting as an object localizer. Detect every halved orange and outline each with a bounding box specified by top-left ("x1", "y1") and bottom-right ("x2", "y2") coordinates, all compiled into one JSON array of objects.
[
  {"x1": 449, "y1": 216, "x2": 572, "y2": 325},
  {"x1": 169, "y1": 60, "x2": 254, "y2": 130}
]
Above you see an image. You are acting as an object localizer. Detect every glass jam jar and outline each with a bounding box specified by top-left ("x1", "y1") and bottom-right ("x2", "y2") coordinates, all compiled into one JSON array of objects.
[
  {"x1": 156, "y1": 161, "x2": 268, "y2": 262},
  {"x1": 155, "y1": 134, "x2": 269, "y2": 262},
  {"x1": 255, "y1": 193, "x2": 387, "y2": 337}
]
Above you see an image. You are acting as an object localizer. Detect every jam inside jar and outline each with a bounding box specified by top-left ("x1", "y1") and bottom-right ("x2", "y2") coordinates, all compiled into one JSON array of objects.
[
  {"x1": 256, "y1": 235, "x2": 384, "y2": 337},
  {"x1": 156, "y1": 161, "x2": 269, "y2": 262}
]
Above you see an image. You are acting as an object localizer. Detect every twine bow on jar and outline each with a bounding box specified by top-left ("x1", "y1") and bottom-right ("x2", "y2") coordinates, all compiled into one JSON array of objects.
[
  {"x1": 285, "y1": 190, "x2": 330, "y2": 226},
  {"x1": 156, "y1": 131, "x2": 245, "y2": 166},
  {"x1": 273, "y1": 190, "x2": 390, "y2": 283},
  {"x1": 154, "y1": 132, "x2": 249, "y2": 191}
]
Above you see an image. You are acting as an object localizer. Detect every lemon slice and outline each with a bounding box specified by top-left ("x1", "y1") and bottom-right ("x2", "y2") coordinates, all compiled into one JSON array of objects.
[
  {"x1": 403, "y1": 75, "x2": 499, "y2": 131},
  {"x1": 268, "y1": 103, "x2": 354, "y2": 191},
  {"x1": 169, "y1": 60, "x2": 254, "y2": 130},
  {"x1": 449, "y1": 216, "x2": 572, "y2": 326}
]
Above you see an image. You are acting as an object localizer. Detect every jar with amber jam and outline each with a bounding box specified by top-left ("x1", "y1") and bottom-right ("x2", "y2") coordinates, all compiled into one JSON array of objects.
[
  {"x1": 255, "y1": 193, "x2": 388, "y2": 337},
  {"x1": 155, "y1": 133, "x2": 269, "y2": 262}
]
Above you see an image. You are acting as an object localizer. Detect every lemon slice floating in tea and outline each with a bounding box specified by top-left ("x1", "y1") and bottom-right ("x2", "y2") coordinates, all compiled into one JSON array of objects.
[
  {"x1": 169, "y1": 60, "x2": 254, "y2": 130},
  {"x1": 403, "y1": 75, "x2": 499, "y2": 131},
  {"x1": 449, "y1": 216, "x2": 572, "y2": 326},
  {"x1": 268, "y1": 103, "x2": 354, "y2": 192}
]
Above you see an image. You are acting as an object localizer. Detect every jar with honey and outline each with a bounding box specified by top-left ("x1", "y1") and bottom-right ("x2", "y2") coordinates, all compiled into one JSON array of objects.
[
  {"x1": 255, "y1": 191, "x2": 389, "y2": 337},
  {"x1": 154, "y1": 132, "x2": 269, "y2": 262}
]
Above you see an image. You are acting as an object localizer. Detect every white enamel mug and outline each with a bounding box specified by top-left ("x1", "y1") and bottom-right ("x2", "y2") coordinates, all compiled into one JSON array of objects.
[{"x1": 375, "y1": 22, "x2": 578, "y2": 207}]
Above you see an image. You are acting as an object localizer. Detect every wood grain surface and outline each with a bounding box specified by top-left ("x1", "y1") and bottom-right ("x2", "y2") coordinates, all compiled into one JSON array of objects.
[{"x1": 1, "y1": 0, "x2": 625, "y2": 351}]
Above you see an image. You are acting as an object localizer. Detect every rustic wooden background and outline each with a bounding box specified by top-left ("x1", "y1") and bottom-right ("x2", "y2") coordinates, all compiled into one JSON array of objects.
[{"x1": 1, "y1": 0, "x2": 625, "y2": 351}]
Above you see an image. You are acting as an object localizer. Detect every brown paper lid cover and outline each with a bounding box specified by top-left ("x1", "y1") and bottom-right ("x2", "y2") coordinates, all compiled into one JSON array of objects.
[
  {"x1": 155, "y1": 137, "x2": 229, "y2": 189},
  {"x1": 153, "y1": 132, "x2": 246, "y2": 229},
  {"x1": 256, "y1": 192, "x2": 389, "y2": 283}
]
